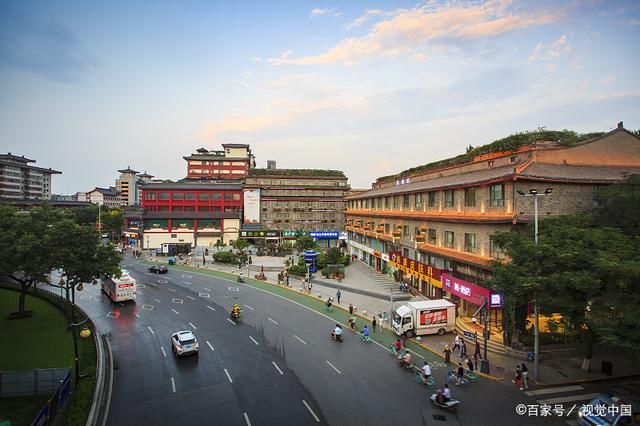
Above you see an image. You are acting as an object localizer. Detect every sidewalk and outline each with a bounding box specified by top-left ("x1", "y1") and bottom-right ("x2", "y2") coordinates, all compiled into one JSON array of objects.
[{"x1": 145, "y1": 252, "x2": 640, "y2": 386}]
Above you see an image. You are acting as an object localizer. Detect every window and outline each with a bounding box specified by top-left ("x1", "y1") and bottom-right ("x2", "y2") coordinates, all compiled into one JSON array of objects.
[
  {"x1": 393, "y1": 196, "x2": 399, "y2": 209},
  {"x1": 428, "y1": 228, "x2": 437, "y2": 245},
  {"x1": 172, "y1": 206, "x2": 184, "y2": 212},
  {"x1": 158, "y1": 205, "x2": 170, "y2": 212},
  {"x1": 198, "y1": 193, "x2": 209, "y2": 201},
  {"x1": 377, "y1": 198, "x2": 382, "y2": 209},
  {"x1": 428, "y1": 192, "x2": 437, "y2": 208},
  {"x1": 490, "y1": 237, "x2": 506, "y2": 259},
  {"x1": 185, "y1": 193, "x2": 196, "y2": 200},
  {"x1": 464, "y1": 187, "x2": 476, "y2": 207},
  {"x1": 444, "y1": 231, "x2": 455, "y2": 248},
  {"x1": 464, "y1": 233, "x2": 477, "y2": 253},
  {"x1": 415, "y1": 193, "x2": 423, "y2": 208},
  {"x1": 184, "y1": 206, "x2": 195, "y2": 212},
  {"x1": 172, "y1": 193, "x2": 184, "y2": 200},
  {"x1": 144, "y1": 192, "x2": 156, "y2": 200},
  {"x1": 198, "y1": 205, "x2": 210, "y2": 212},
  {"x1": 210, "y1": 193, "x2": 222, "y2": 200},
  {"x1": 385, "y1": 197, "x2": 390, "y2": 209},
  {"x1": 158, "y1": 192, "x2": 169, "y2": 200},
  {"x1": 385, "y1": 223, "x2": 390, "y2": 234},
  {"x1": 403, "y1": 225, "x2": 410, "y2": 239},
  {"x1": 490, "y1": 184, "x2": 505, "y2": 206},
  {"x1": 444, "y1": 190, "x2": 454, "y2": 207},
  {"x1": 488, "y1": 160, "x2": 495, "y2": 168},
  {"x1": 224, "y1": 193, "x2": 240, "y2": 201},
  {"x1": 403, "y1": 195, "x2": 410, "y2": 208},
  {"x1": 510, "y1": 156, "x2": 519, "y2": 163},
  {"x1": 403, "y1": 248, "x2": 410, "y2": 257},
  {"x1": 414, "y1": 227, "x2": 421, "y2": 238},
  {"x1": 365, "y1": 199, "x2": 370, "y2": 209}
]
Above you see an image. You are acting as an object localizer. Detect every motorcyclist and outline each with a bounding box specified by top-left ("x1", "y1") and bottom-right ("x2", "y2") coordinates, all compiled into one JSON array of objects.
[
  {"x1": 326, "y1": 297, "x2": 333, "y2": 309},
  {"x1": 393, "y1": 339, "x2": 402, "y2": 353},
  {"x1": 443, "y1": 384, "x2": 452, "y2": 402},
  {"x1": 400, "y1": 350, "x2": 412, "y2": 368},
  {"x1": 456, "y1": 363, "x2": 465, "y2": 384},
  {"x1": 361, "y1": 325, "x2": 369, "y2": 338},
  {"x1": 421, "y1": 361, "x2": 432, "y2": 384},
  {"x1": 332, "y1": 324, "x2": 343, "y2": 340},
  {"x1": 232, "y1": 303, "x2": 241, "y2": 317}
]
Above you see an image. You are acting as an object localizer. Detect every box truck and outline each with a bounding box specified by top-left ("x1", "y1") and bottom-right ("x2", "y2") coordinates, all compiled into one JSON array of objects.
[{"x1": 392, "y1": 299, "x2": 456, "y2": 337}]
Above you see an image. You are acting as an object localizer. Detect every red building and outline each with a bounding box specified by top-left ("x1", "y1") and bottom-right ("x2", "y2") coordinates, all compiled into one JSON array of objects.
[{"x1": 183, "y1": 143, "x2": 253, "y2": 180}]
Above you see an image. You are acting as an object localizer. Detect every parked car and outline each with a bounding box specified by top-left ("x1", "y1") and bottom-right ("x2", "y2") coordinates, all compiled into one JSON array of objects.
[
  {"x1": 148, "y1": 265, "x2": 168, "y2": 274},
  {"x1": 171, "y1": 331, "x2": 199, "y2": 357}
]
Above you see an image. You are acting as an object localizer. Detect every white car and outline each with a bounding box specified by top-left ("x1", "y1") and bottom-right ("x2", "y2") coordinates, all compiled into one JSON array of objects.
[{"x1": 171, "y1": 331, "x2": 199, "y2": 357}]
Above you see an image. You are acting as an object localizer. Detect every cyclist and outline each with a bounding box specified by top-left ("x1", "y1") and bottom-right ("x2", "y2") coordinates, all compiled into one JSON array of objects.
[
  {"x1": 325, "y1": 297, "x2": 333, "y2": 310},
  {"x1": 456, "y1": 363, "x2": 465, "y2": 384},
  {"x1": 393, "y1": 339, "x2": 402, "y2": 354},
  {"x1": 400, "y1": 350, "x2": 412, "y2": 368},
  {"x1": 332, "y1": 324, "x2": 343, "y2": 340},
  {"x1": 421, "y1": 361, "x2": 432, "y2": 384},
  {"x1": 361, "y1": 325, "x2": 369, "y2": 339},
  {"x1": 443, "y1": 384, "x2": 452, "y2": 402}
]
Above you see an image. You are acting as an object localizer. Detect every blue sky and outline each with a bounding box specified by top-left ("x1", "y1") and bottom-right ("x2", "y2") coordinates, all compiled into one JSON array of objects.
[{"x1": 1, "y1": 0, "x2": 639, "y2": 194}]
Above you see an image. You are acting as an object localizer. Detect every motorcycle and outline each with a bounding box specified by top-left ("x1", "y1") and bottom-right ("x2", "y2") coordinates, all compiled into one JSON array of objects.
[
  {"x1": 331, "y1": 331, "x2": 343, "y2": 342},
  {"x1": 430, "y1": 393, "x2": 459, "y2": 412},
  {"x1": 231, "y1": 309, "x2": 242, "y2": 320},
  {"x1": 237, "y1": 276, "x2": 245, "y2": 283}
]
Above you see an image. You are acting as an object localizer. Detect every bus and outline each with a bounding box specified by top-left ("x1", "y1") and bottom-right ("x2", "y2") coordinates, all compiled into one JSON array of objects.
[{"x1": 102, "y1": 270, "x2": 137, "y2": 302}]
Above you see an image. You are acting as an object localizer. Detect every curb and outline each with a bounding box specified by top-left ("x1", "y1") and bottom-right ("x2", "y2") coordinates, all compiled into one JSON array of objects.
[{"x1": 531, "y1": 373, "x2": 640, "y2": 387}]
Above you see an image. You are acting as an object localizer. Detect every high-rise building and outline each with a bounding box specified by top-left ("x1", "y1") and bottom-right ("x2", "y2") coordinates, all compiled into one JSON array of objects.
[
  {"x1": 0, "y1": 153, "x2": 61, "y2": 201},
  {"x1": 115, "y1": 166, "x2": 139, "y2": 206}
]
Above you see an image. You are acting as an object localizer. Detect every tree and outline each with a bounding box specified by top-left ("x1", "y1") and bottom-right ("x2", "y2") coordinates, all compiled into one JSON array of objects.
[
  {"x1": 490, "y1": 215, "x2": 640, "y2": 369},
  {"x1": 233, "y1": 239, "x2": 250, "y2": 252},
  {"x1": 593, "y1": 174, "x2": 640, "y2": 238},
  {"x1": 101, "y1": 208, "x2": 124, "y2": 239},
  {"x1": 295, "y1": 235, "x2": 316, "y2": 252}
]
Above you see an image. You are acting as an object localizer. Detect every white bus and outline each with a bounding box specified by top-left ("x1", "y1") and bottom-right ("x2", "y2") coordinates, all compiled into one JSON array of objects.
[{"x1": 102, "y1": 271, "x2": 137, "y2": 302}]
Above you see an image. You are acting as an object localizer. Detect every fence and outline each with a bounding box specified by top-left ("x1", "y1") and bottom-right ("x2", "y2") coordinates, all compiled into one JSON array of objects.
[{"x1": 0, "y1": 368, "x2": 71, "y2": 398}]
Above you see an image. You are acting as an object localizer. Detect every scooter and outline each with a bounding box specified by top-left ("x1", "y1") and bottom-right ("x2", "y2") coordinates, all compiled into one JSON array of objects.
[
  {"x1": 237, "y1": 276, "x2": 245, "y2": 283},
  {"x1": 331, "y1": 332, "x2": 343, "y2": 342},
  {"x1": 231, "y1": 309, "x2": 242, "y2": 320},
  {"x1": 430, "y1": 393, "x2": 459, "y2": 412}
]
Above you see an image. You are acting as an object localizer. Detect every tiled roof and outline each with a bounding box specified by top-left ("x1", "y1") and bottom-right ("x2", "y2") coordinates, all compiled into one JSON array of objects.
[
  {"x1": 417, "y1": 243, "x2": 493, "y2": 268},
  {"x1": 516, "y1": 163, "x2": 640, "y2": 183},
  {"x1": 118, "y1": 166, "x2": 139, "y2": 174},
  {"x1": 91, "y1": 187, "x2": 120, "y2": 196}
]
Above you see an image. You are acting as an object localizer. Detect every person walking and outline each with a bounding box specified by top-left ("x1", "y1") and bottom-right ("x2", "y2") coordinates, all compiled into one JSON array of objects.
[
  {"x1": 286, "y1": 273, "x2": 290, "y2": 287},
  {"x1": 372, "y1": 315, "x2": 377, "y2": 333},
  {"x1": 460, "y1": 338, "x2": 467, "y2": 360},
  {"x1": 336, "y1": 289, "x2": 341, "y2": 304},
  {"x1": 443, "y1": 345, "x2": 451, "y2": 364},
  {"x1": 452, "y1": 332, "x2": 461, "y2": 353},
  {"x1": 521, "y1": 364, "x2": 529, "y2": 391},
  {"x1": 349, "y1": 304, "x2": 354, "y2": 315},
  {"x1": 474, "y1": 339, "x2": 482, "y2": 360},
  {"x1": 512, "y1": 365, "x2": 523, "y2": 390},
  {"x1": 349, "y1": 315, "x2": 357, "y2": 330}
]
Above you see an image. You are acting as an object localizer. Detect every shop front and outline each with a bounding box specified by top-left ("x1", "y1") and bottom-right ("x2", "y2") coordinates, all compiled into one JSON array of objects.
[
  {"x1": 388, "y1": 252, "x2": 444, "y2": 298},
  {"x1": 441, "y1": 273, "x2": 502, "y2": 329}
]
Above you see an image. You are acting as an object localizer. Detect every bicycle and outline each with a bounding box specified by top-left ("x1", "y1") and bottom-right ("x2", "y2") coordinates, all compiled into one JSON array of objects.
[
  {"x1": 465, "y1": 370, "x2": 479, "y2": 382},
  {"x1": 415, "y1": 370, "x2": 437, "y2": 389},
  {"x1": 325, "y1": 305, "x2": 334, "y2": 312},
  {"x1": 361, "y1": 333, "x2": 372, "y2": 343}
]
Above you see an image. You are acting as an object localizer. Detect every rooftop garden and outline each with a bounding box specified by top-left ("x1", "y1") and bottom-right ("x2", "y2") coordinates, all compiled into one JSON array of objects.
[
  {"x1": 249, "y1": 168, "x2": 346, "y2": 178},
  {"x1": 376, "y1": 128, "x2": 606, "y2": 183}
]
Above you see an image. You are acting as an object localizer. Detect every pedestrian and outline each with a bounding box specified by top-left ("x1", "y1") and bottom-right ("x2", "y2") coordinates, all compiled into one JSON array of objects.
[
  {"x1": 249, "y1": 255, "x2": 252, "y2": 265},
  {"x1": 336, "y1": 289, "x2": 341, "y2": 304},
  {"x1": 349, "y1": 315, "x2": 357, "y2": 330},
  {"x1": 286, "y1": 274, "x2": 290, "y2": 287},
  {"x1": 474, "y1": 339, "x2": 482, "y2": 360},
  {"x1": 443, "y1": 345, "x2": 451, "y2": 364},
  {"x1": 466, "y1": 357, "x2": 474, "y2": 372},
  {"x1": 349, "y1": 304, "x2": 354, "y2": 315},
  {"x1": 372, "y1": 315, "x2": 377, "y2": 333},
  {"x1": 452, "y1": 332, "x2": 461, "y2": 353},
  {"x1": 521, "y1": 364, "x2": 529, "y2": 391},
  {"x1": 460, "y1": 338, "x2": 467, "y2": 359},
  {"x1": 512, "y1": 365, "x2": 522, "y2": 390}
]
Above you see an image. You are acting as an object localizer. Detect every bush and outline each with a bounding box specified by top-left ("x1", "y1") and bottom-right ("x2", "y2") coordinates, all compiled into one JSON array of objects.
[
  {"x1": 287, "y1": 265, "x2": 307, "y2": 277},
  {"x1": 213, "y1": 251, "x2": 237, "y2": 264}
]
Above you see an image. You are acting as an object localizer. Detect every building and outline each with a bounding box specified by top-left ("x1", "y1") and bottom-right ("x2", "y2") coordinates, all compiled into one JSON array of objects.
[
  {"x1": 114, "y1": 167, "x2": 155, "y2": 206},
  {"x1": 183, "y1": 144, "x2": 253, "y2": 180},
  {"x1": 243, "y1": 168, "x2": 350, "y2": 239},
  {"x1": 140, "y1": 182, "x2": 242, "y2": 251},
  {"x1": 0, "y1": 153, "x2": 61, "y2": 201},
  {"x1": 345, "y1": 124, "x2": 640, "y2": 322},
  {"x1": 76, "y1": 187, "x2": 122, "y2": 208}
]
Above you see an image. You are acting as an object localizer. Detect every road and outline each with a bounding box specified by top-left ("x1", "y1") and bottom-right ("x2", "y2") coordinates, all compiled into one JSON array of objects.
[{"x1": 75, "y1": 256, "x2": 568, "y2": 426}]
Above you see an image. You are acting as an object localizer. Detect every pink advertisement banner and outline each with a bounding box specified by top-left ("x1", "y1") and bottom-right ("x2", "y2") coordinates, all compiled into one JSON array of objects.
[{"x1": 441, "y1": 273, "x2": 491, "y2": 306}]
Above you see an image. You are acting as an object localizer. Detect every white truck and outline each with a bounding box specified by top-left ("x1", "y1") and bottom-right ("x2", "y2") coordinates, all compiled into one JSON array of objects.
[{"x1": 392, "y1": 299, "x2": 456, "y2": 337}]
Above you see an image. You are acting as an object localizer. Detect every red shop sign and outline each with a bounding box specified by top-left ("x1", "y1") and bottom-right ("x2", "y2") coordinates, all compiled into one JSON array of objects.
[{"x1": 441, "y1": 273, "x2": 490, "y2": 306}]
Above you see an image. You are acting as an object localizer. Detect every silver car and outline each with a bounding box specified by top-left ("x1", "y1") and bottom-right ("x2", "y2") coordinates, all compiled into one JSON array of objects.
[{"x1": 171, "y1": 331, "x2": 199, "y2": 357}]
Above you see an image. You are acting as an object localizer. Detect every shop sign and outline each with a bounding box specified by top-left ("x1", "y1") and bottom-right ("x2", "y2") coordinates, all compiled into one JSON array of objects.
[
  {"x1": 388, "y1": 252, "x2": 443, "y2": 288},
  {"x1": 441, "y1": 273, "x2": 492, "y2": 307},
  {"x1": 349, "y1": 240, "x2": 375, "y2": 255},
  {"x1": 309, "y1": 231, "x2": 339, "y2": 239},
  {"x1": 240, "y1": 230, "x2": 282, "y2": 238},
  {"x1": 490, "y1": 293, "x2": 503, "y2": 308}
]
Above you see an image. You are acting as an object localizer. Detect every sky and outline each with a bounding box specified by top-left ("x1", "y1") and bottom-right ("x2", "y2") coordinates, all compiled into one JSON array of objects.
[{"x1": 1, "y1": 0, "x2": 639, "y2": 194}]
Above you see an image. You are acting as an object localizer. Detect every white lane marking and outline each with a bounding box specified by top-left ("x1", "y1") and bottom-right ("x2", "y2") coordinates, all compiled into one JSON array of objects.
[
  {"x1": 293, "y1": 335, "x2": 307, "y2": 345},
  {"x1": 153, "y1": 298, "x2": 162, "y2": 303},
  {"x1": 268, "y1": 317, "x2": 279, "y2": 325},
  {"x1": 134, "y1": 313, "x2": 140, "y2": 318},
  {"x1": 272, "y1": 361, "x2": 283, "y2": 375},
  {"x1": 243, "y1": 412, "x2": 251, "y2": 426},
  {"x1": 326, "y1": 360, "x2": 342, "y2": 375},
  {"x1": 171, "y1": 309, "x2": 179, "y2": 315},
  {"x1": 160, "y1": 347, "x2": 167, "y2": 357},
  {"x1": 227, "y1": 318, "x2": 237, "y2": 325},
  {"x1": 141, "y1": 304, "x2": 154, "y2": 310},
  {"x1": 187, "y1": 296, "x2": 195, "y2": 300},
  {"x1": 539, "y1": 393, "x2": 600, "y2": 405},
  {"x1": 207, "y1": 305, "x2": 216, "y2": 311},
  {"x1": 168, "y1": 288, "x2": 176, "y2": 293},
  {"x1": 302, "y1": 400, "x2": 320, "y2": 423},
  {"x1": 147, "y1": 326, "x2": 155, "y2": 335},
  {"x1": 206, "y1": 341, "x2": 214, "y2": 351},
  {"x1": 172, "y1": 298, "x2": 183, "y2": 304},
  {"x1": 224, "y1": 368, "x2": 233, "y2": 383},
  {"x1": 137, "y1": 290, "x2": 144, "y2": 294},
  {"x1": 171, "y1": 377, "x2": 176, "y2": 393},
  {"x1": 525, "y1": 385, "x2": 584, "y2": 396},
  {"x1": 189, "y1": 322, "x2": 197, "y2": 330},
  {"x1": 182, "y1": 281, "x2": 192, "y2": 285},
  {"x1": 203, "y1": 287, "x2": 212, "y2": 291},
  {"x1": 412, "y1": 351, "x2": 425, "y2": 359},
  {"x1": 199, "y1": 293, "x2": 210, "y2": 298},
  {"x1": 244, "y1": 304, "x2": 255, "y2": 311},
  {"x1": 249, "y1": 336, "x2": 259, "y2": 346}
]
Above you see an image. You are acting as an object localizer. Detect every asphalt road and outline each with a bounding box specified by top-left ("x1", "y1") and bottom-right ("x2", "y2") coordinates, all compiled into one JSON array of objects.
[{"x1": 75, "y1": 257, "x2": 569, "y2": 426}]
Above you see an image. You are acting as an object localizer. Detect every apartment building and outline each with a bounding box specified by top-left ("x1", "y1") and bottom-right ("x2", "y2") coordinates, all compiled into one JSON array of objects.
[{"x1": 0, "y1": 153, "x2": 61, "y2": 201}]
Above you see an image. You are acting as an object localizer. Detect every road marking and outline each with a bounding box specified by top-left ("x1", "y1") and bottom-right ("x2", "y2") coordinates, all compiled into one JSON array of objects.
[
  {"x1": 147, "y1": 326, "x2": 155, "y2": 335},
  {"x1": 141, "y1": 304, "x2": 154, "y2": 310},
  {"x1": 134, "y1": 313, "x2": 140, "y2": 318},
  {"x1": 137, "y1": 284, "x2": 146, "y2": 288},
  {"x1": 326, "y1": 360, "x2": 341, "y2": 375},
  {"x1": 137, "y1": 290, "x2": 144, "y2": 294},
  {"x1": 189, "y1": 322, "x2": 197, "y2": 330},
  {"x1": 199, "y1": 293, "x2": 210, "y2": 298},
  {"x1": 172, "y1": 298, "x2": 183, "y2": 304},
  {"x1": 207, "y1": 305, "x2": 216, "y2": 311},
  {"x1": 106, "y1": 311, "x2": 119, "y2": 319},
  {"x1": 168, "y1": 288, "x2": 176, "y2": 293},
  {"x1": 160, "y1": 347, "x2": 167, "y2": 357},
  {"x1": 525, "y1": 385, "x2": 584, "y2": 396},
  {"x1": 206, "y1": 341, "x2": 214, "y2": 351},
  {"x1": 203, "y1": 287, "x2": 212, "y2": 291},
  {"x1": 293, "y1": 335, "x2": 307, "y2": 345},
  {"x1": 187, "y1": 296, "x2": 196, "y2": 300},
  {"x1": 153, "y1": 298, "x2": 162, "y2": 303},
  {"x1": 158, "y1": 279, "x2": 168, "y2": 284},
  {"x1": 272, "y1": 361, "x2": 283, "y2": 375},
  {"x1": 224, "y1": 368, "x2": 233, "y2": 383},
  {"x1": 243, "y1": 412, "x2": 251, "y2": 426},
  {"x1": 244, "y1": 304, "x2": 255, "y2": 311},
  {"x1": 228, "y1": 287, "x2": 239, "y2": 292},
  {"x1": 171, "y1": 309, "x2": 179, "y2": 315},
  {"x1": 249, "y1": 336, "x2": 259, "y2": 346},
  {"x1": 538, "y1": 393, "x2": 600, "y2": 405},
  {"x1": 227, "y1": 318, "x2": 236, "y2": 325},
  {"x1": 182, "y1": 281, "x2": 192, "y2": 285},
  {"x1": 268, "y1": 317, "x2": 279, "y2": 325},
  {"x1": 302, "y1": 400, "x2": 320, "y2": 423},
  {"x1": 171, "y1": 377, "x2": 176, "y2": 393}
]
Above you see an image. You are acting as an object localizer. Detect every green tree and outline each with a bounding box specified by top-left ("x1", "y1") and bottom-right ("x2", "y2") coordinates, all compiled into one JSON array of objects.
[
  {"x1": 295, "y1": 235, "x2": 316, "y2": 251},
  {"x1": 593, "y1": 174, "x2": 640, "y2": 238},
  {"x1": 233, "y1": 239, "x2": 250, "y2": 252},
  {"x1": 102, "y1": 208, "x2": 124, "y2": 239},
  {"x1": 73, "y1": 205, "x2": 98, "y2": 226}
]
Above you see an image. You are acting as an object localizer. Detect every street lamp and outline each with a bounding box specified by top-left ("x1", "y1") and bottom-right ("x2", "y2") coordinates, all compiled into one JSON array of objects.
[{"x1": 517, "y1": 187, "x2": 552, "y2": 381}]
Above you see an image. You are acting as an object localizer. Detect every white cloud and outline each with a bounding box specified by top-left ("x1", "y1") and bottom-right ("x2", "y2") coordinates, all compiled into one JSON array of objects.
[
  {"x1": 311, "y1": 8, "x2": 342, "y2": 18},
  {"x1": 546, "y1": 34, "x2": 571, "y2": 58},
  {"x1": 346, "y1": 9, "x2": 386, "y2": 29},
  {"x1": 628, "y1": 19, "x2": 640, "y2": 26},
  {"x1": 528, "y1": 34, "x2": 571, "y2": 69},
  {"x1": 271, "y1": 1, "x2": 563, "y2": 65}
]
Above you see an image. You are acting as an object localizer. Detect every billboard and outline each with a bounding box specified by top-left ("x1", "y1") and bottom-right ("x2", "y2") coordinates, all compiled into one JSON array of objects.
[
  {"x1": 243, "y1": 189, "x2": 261, "y2": 224},
  {"x1": 419, "y1": 309, "x2": 448, "y2": 326}
]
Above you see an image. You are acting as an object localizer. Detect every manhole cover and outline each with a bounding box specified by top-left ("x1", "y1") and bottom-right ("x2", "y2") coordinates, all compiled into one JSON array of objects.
[{"x1": 494, "y1": 366, "x2": 505, "y2": 372}]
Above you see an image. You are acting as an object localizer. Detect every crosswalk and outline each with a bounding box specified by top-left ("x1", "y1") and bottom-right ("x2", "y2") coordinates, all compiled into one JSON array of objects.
[{"x1": 525, "y1": 385, "x2": 599, "y2": 425}]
